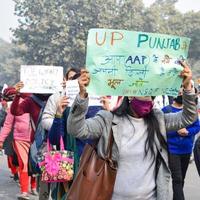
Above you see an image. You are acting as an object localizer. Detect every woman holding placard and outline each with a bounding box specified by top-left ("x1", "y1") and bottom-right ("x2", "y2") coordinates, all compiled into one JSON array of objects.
[{"x1": 66, "y1": 62, "x2": 197, "y2": 200}]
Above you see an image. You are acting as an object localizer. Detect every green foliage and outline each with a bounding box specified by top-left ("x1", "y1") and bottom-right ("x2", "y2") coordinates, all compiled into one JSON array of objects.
[
  {"x1": 0, "y1": 39, "x2": 21, "y2": 86},
  {"x1": 0, "y1": 0, "x2": 199, "y2": 86}
]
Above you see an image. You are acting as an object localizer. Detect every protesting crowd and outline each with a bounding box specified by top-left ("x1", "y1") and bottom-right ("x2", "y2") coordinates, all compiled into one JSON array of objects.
[{"x1": 0, "y1": 37, "x2": 200, "y2": 200}]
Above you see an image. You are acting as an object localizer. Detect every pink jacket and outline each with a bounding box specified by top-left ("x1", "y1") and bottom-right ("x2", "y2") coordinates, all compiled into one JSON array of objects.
[{"x1": 0, "y1": 108, "x2": 32, "y2": 143}]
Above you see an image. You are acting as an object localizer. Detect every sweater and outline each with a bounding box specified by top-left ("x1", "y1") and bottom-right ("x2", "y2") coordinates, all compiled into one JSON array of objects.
[
  {"x1": 112, "y1": 115, "x2": 156, "y2": 200},
  {"x1": 162, "y1": 105, "x2": 200, "y2": 154},
  {"x1": 11, "y1": 95, "x2": 41, "y2": 126},
  {"x1": 0, "y1": 108, "x2": 31, "y2": 143}
]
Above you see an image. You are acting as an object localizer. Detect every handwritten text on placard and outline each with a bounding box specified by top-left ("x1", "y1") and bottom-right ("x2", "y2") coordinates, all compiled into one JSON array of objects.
[
  {"x1": 86, "y1": 29, "x2": 190, "y2": 96},
  {"x1": 20, "y1": 65, "x2": 63, "y2": 94}
]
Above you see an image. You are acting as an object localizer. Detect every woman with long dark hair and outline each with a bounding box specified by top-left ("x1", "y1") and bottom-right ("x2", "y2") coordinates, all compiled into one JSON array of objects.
[{"x1": 65, "y1": 62, "x2": 197, "y2": 200}]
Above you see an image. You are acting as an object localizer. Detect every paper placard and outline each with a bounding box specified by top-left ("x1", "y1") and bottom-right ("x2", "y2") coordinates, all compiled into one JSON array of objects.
[
  {"x1": 20, "y1": 65, "x2": 63, "y2": 94},
  {"x1": 66, "y1": 80, "x2": 102, "y2": 106}
]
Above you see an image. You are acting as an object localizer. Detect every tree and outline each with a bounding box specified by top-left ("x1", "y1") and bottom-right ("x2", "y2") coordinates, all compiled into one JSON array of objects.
[
  {"x1": 12, "y1": 0, "x2": 145, "y2": 71},
  {"x1": 7, "y1": 0, "x2": 200, "y2": 84},
  {"x1": 0, "y1": 39, "x2": 21, "y2": 86}
]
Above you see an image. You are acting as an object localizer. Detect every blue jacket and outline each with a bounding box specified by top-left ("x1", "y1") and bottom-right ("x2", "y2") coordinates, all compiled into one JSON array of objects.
[{"x1": 162, "y1": 105, "x2": 200, "y2": 154}]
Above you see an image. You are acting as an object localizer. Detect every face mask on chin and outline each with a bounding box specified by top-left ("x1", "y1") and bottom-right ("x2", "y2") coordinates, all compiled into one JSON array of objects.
[{"x1": 130, "y1": 97, "x2": 153, "y2": 118}]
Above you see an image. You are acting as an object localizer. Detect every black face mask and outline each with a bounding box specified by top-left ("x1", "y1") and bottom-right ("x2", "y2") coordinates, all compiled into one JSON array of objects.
[{"x1": 174, "y1": 95, "x2": 183, "y2": 104}]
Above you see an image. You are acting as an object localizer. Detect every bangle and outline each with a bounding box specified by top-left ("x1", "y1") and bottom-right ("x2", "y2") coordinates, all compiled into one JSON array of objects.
[{"x1": 55, "y1": 114, "x2": 63, "y2": 118}]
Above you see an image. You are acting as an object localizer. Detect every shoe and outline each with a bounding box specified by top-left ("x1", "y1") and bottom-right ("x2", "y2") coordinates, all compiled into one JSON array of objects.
[
  {"x1": 13, "y1": 173, "x2": 19, "y2": 182},
  {"x1": 17, "y1": 192, "x2": 30, "y2": 200},
  {"x1": 30, "y1": 189, "x2": 38, "y2": 196},
  {"x1": 10, "y1": 175, "x2": 14, "y2": 179}
]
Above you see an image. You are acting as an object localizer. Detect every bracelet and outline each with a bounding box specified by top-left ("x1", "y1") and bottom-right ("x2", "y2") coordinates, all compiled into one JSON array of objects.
[{"x1": 55, "y1": 114, "x2": 63, "y2": 118}]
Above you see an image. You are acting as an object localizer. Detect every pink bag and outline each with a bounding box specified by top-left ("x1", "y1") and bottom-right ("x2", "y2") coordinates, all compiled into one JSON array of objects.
[{"x1": 38, "y1": 137, "x2": 74, "y2": 183}]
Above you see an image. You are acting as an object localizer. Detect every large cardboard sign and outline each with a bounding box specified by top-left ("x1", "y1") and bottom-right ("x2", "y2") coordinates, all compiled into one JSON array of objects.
[{"x1": 86, "y1": 29, "x2": 190, "y2": 96}]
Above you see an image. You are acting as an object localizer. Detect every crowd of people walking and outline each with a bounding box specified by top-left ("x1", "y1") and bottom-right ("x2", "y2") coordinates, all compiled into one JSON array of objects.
[{"x1": 0, "y1": 64, "x2": 200, "y2": 200}]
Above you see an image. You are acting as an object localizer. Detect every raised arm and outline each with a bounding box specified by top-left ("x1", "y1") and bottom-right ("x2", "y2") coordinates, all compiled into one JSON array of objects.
[
  {"x1": 10, "y1": 81, "x2": 30, "y2": 116},
  {"x1": 165, "y1": 62, "x2": 197, "y2": 132},
  {"x1": 67, "y1": 69, "x2": 112, "y2": 139}
]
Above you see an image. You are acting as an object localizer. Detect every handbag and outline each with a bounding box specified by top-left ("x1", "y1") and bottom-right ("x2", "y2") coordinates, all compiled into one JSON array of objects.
[
  {"x1": 38, "y1": 136, "x2": 74, "y2": 183},
  {"x1": 67, "y1": 129, "x2": 117, "y2": 200}
]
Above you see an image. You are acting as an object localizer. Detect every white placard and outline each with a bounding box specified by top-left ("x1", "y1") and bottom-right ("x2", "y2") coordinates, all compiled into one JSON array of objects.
[
  {"x1": 20, "y1": 65, "x2": 63, "y2": 94},
  {"x1": 65, "y1": 80, "x2": 102, "y2": 107},
  {"x1": 66, "y1": 80, "x2": 80, "y2": 106}
]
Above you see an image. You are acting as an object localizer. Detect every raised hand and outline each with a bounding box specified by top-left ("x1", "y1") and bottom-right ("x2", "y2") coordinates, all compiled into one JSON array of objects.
[
  {"x1": 14, "y1": 81, "x2": 24, "y2": 93},
  {"x1": 179, "y1": 61, "x2": 192, "y2": 91},
  {"x1": 78, "y1": 69, "x2": 90, "y2": 98},
  {"x1": 56, "y1": 96, "x2": 70, "y2": 116},
  {"x1": 100, "y1": 96, "x2": 111, "y2": 111}
]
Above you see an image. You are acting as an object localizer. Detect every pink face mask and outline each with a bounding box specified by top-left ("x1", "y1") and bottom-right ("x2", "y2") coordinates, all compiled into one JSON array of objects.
[{"x1": 130, "y1": 97, "x2": 153, "y2": 118}]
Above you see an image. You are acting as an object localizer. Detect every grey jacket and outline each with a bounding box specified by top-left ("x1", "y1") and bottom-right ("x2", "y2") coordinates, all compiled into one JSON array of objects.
[{"x1": 67, "y1": 91, "x2": 197, "y2": 200}]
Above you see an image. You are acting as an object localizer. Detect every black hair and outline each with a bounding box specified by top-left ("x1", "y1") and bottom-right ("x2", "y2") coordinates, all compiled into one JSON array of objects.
[
  {"x1": 65, "y1": 67, "x2": 80, "y2": 80},
  {"x1": 72, "y1": 72, "x2": 81, "y2": 80},
  {"x1": 112, "y1": 97, "x2": 167, "y2": 162}
]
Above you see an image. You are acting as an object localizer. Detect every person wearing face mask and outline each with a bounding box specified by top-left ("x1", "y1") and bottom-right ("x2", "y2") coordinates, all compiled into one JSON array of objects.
[
  {"x1": 66, "y1": 62, "x2": 197, "y2": 200},
  {"x1": 9, "y1": 82, "x2": 51, "y2": 199},
  {"x1": 162, "y1": 86, "x2": 200, "y2": 200}
]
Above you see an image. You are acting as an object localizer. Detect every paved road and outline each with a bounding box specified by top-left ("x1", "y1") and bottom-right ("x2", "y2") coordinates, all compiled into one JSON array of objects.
[
  {"x1": 182, "y1": 161, "x2": 200, "y2": 200},
  {"x1": 0, "y1": 153, "x2": 200, "y2": 199},
  {"x1": 0, "y1": 154, "x2": 38, "y2": 200}
]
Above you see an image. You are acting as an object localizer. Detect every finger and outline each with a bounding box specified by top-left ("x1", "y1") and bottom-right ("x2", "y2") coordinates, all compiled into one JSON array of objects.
[
  {"x1": 178, "y1": 60, "x2": 188, "y2": 68},
  {"x1": 61, "y1": 99, "x2": 69, "y2": 104},
  {"x1": 80, "y1": 69, "x2": 89, "y2": 74},
  {"x1": 62, "y1": 101, "x2": 70, "y2": 107},
  {"x1": 62, "y1": 96, "x2": 69, "y2": 100},
  {"x1": 80, "y1": 74, "x2": 90, "y2": 81}
]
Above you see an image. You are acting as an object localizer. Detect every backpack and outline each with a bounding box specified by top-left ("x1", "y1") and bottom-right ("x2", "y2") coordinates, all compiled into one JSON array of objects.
[{"x1": 28, "y1": 95, "x2": 47, "y2": 175}]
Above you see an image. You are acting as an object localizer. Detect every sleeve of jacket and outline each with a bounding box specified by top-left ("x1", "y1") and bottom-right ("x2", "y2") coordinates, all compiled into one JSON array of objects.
[
  {"x1": 167, "y1": 131, "x2": 179, "y2": 137},
  {"x1": 186, "y1": 119, "x2": 200, "y2": 137},
  {"x1": 41, "y1": 93, "x2": 60, "y2": 131},
  {"x1": 0, "y1": 109, "x2": 14, "y2": 143},
  {"x1": 164, "y1": 90, "x2": 198, "y2": 132},
  {"x1": 67, "y1": 94, "x2": 112, "y2": 140}
]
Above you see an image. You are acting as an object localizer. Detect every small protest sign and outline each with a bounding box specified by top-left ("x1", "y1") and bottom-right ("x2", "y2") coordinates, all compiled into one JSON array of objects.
[{"x1": 20, "y1": 65, "x2": 63, "y2": 93}]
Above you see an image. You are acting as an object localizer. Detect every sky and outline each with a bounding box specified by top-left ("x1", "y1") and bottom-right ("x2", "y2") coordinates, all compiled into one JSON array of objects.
[{"x1": 0, "y1": 0, "x2": 200, "y2": 42}]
